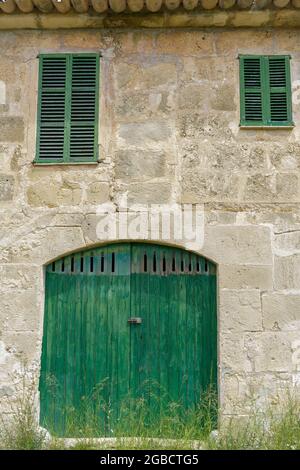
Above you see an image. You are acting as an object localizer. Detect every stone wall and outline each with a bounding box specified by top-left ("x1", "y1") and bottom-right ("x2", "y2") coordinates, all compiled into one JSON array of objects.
[{"x1": 0, "y1": 28, "x2": 300, "y2": 423}]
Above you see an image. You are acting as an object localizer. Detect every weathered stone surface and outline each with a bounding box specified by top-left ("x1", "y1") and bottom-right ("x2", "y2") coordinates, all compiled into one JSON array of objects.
[
  {"x1": 220, "y1": 333, "x2": 253, "y2": 374},
  {"x1": 210, "y1": 82, "x2": 236, "y2": 111},
  {"x1": 115, "y1": 91, "x2": 173, "y2": 118},
  {"x1": 115, "y1": 150, "x2": 167, "y2": 181},
  {"x1": 114, "y1": 62, "x2": 177, "y2": 90},
  {"x1": 269, "y1": 143, "x2": 300, "y2": 171},
  {"x1": 202, "y1": 226, "x2": 272, "y2": 265},
  {"x1": 215, "y1": 30, "x2": 273, "y2": 56},
  {"x1": 27, "y1": 178, "x2": 82, "y2": 207},
  {"x1": 0, "y1": 290, "x2": 41, "y2": 332},
  {"x1": 124, "y1": 182, "x2": 173, "y2": 205},
  {"x1": 220, "y1": 289, "x2": 262, "y2": 332},
  {"x1": 156, "y1": 31, "x2": 214, "y2": 55},
  {"x1": 274, "y1": 231, "x2": 300, "y2": 256},
  {"x1": 274, "y1": 255, "x2": 300, "y2": 290},
  {"x1": 117, "y1": 121, "x2": 171, "y2": 148},
  {"x1": 0, "y1": 117, "x2": 24, "y2": 143},
  {"x1": 219, "y1": 265, "x2": 273, "y2": 290},
  {"x1": 85, "y1": 182, "x2": 110, "y2": 205},
  {"x1": 0, "y1": 174, "x2": 14, "y2": 201},
  {"x1": 243, "y1": 173, "x2": 299, "y2": 202},
  {"x1": 182, "y1": 171, "x2": 240, "y2": 203},
  {"x1": 262, "y1": 293, "x2": 300, "y2": 331},
  {"x1": 178, "y1": 112, "x2": 234, "y2": 139},
  {"x1": 181, "y1": 141, "x2": 267, "y2": 173},
  {"x1": 221, "y1": 372, "x2": 292, "y2": 415},
  {"x1": 246, "y1": 332, "x2": 300, "y2": 373},
  {"x1": 178, "y1": 83, "x2": 209, "y2": 110}
]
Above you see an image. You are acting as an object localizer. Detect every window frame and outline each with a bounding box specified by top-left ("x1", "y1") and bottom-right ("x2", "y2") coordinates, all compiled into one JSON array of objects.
[
  {"x1": 239, "y1": 54, "x2": 294, "y2": 128},
  {"x1": 35, "y1": 52, "x2": 100, "y2": 165}
]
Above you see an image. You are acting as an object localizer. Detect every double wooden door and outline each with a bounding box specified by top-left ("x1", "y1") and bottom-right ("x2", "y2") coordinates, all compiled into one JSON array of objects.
[{"x1": 39, "y1": 243, "x2": 217, "y2": 436}]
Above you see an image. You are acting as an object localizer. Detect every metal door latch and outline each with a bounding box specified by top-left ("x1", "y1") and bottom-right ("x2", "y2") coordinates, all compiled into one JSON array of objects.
[{"x1": 128, "y1": 317, "x2": 142, "y2": 324}]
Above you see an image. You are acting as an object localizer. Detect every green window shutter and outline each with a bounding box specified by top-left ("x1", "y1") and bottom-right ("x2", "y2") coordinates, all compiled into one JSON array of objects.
[
  {"x1": 240, "y1": 56, "x2": 264, "y2": 125},
  {"x1": 267, "y1": 56, "x2": 292, "y2": 125},
  {"x1": 37, "y1": 55, "x2": 67, "y2": 162},
  {"x1": 240, "y1": 55, "x2": 293, "y2": 127},
  {"x1": 36, "y1": 54, "x2": 99, "y2": 163},
  {"x1": 69, "y1": 55, "x2": 99, "y2": 162}
]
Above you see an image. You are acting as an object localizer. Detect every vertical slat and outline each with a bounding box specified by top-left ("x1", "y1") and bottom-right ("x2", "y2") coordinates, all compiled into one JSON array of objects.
[
  {"x1": 186, "y1": 273, "x2": 196, "y2": 407},
  {"x1": 94, "y1": 256, "x2": 109, "y2": 434},
  {"x1": 111, "y1": 244, "x2": 131, "y2": 430}
]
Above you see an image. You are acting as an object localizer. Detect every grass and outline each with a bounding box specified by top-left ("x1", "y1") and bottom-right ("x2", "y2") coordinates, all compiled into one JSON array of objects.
[
  {"x1": 207, "y1": 395, "x2": 300, "y2": 450},
  {"x1": 2, "y1": 373, "x2": 300, "y2": 450},
  {"x1": 0, "y1": 369, "x2": 46, "y2": 450}
]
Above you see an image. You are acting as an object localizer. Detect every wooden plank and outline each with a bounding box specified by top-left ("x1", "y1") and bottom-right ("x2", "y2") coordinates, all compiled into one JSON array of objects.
[{"x1": 94, "y1": 266, "x2": 109, "y2": 434}]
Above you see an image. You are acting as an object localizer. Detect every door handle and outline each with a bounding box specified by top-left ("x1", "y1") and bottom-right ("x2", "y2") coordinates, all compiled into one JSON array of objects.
[{"x1": 128, "y1": 317, "x2": 142, "y2": 324}]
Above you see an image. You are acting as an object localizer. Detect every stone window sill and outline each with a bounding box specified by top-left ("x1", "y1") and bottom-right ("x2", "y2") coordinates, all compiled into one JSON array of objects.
[
  {"x1": 239, "y1": 125, "x2": 295, "y2": 130},
  {"x1": 32, "y1": 161, "x2": 99, "y2": 166}
]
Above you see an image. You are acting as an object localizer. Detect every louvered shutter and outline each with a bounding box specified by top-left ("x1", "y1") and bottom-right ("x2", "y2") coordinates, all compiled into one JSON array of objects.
[
  {"x1": 240, "y1": 56, "x2": 264, "y2": 125},
  {"x1": 70, "y1": 55, "x2": 99, "y2": 162},
  {"x1": 36, "y1": 54, "x2": 99, "y2": 163},
  {"x1": 267, "y1": 56, "x2": 292, "y2": 125},
  {"x1": 37, "y1": 56, "x2": 67, "y2": 161},
  {"x1": 240, "y1": 55, "x2": 293, "y2": 127}
]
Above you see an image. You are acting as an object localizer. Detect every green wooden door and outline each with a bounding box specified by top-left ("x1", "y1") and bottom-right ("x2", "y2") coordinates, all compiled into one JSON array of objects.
[{"x1": 39, "y1": 243, "x2": 217, "y2": 436}]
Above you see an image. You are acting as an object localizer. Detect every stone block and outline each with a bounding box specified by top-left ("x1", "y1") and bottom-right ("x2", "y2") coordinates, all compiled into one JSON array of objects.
[
  {"x1": 220, "y1": 289, "x2": 262, "y2": 332},
  {"x1": 117, "y1": 121, "x2": 172, "y2": 148},
  {"x1": 274, "y1": 255, "x2": 300, "y2": 290},
  {"x1": 115, "y1": 150, "x2": 167, "y2": 181},
  {"x1": 125, "y1": 182, "x2": 172, "y2": 205},
  {"x1": 274, "y1": 231, "x2": 300, "y2": 256},
  {"x1": 202, "y1": 225, "x2": 272, "y2": 265},
  {"x1": 246, "y1": 332, "x2": 300, "y2": 373},
  {"x1": 181, "y1": 170, "x2": 240, "y2": 203},
  {"x1": 219, "y1": 265, "x2": 273, "y2": 290},
  {"x1": 243, "y1": 173, "x2": 299, "y2": 202},
  {"x1": 27, "y1": 179, "x2": 82, "y2": 208},
  {"x1": 220, "y1": 333, "x2": 253, "y2": 373},
  {"x1": 262, "y1": 293, "x2": 300, "y2": 331},
  {"x1": 114, "y1": 61, "x2": 177, "y2": 90}
]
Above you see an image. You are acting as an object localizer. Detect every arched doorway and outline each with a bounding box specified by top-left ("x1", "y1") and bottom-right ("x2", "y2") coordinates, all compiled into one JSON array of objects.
[{"x1": 39, "y1": 243, "x2": 217, "y2": 436}]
